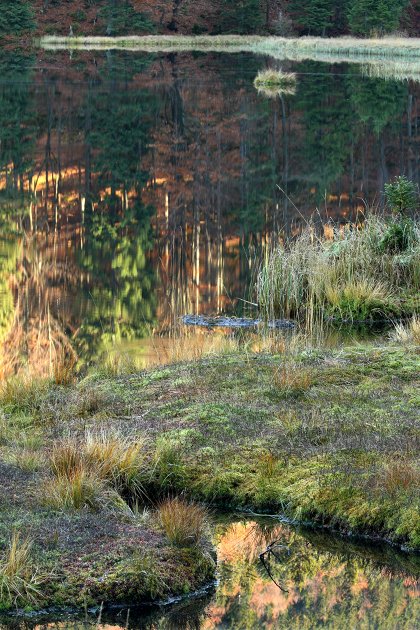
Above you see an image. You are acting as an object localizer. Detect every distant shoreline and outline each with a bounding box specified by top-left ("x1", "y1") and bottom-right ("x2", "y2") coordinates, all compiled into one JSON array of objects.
[
  {"x1": 39, "y1": 34, "x2": 420, "y2": 58},
  {"x1": 38, "y1": 35, "x2": 420, "y2": 81}
]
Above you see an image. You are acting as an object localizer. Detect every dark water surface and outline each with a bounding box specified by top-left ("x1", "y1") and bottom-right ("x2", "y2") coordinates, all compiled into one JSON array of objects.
[
  {"x1": 0, "y1": 50, "x2": 419, "y2": 375},
  {"x1": 3, "y1": 516, "x2": 419, "y2": 629}
]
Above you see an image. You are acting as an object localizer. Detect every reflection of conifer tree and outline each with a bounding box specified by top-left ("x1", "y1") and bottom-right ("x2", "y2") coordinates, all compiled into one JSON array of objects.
[
  {"x1": 0, "y1": 51, "x2": 37, "y2": 206},
  {"x1": 0, "y1": 52, "x2": 36, "y2": 359},
  {"x1": 294, "y1": 62, "x2": 354, "y2": 204},
  {"x1": 348, "y1": 75, "x2": 408, "y2": 136},
  {"x1": 0, "y1": 1, "x2": 35, "y2": 35},
  {"x1": 75, "y1": 55, "x2": 159, "y2": 363},
  {"x1": 348, "y1": 73, "x2": 408, "y2": 193}
]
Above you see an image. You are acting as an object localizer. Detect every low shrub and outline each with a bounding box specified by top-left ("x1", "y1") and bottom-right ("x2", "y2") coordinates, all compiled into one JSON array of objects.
[
  {"x1": 384, "y1": 176, "x2": 419, "y2": 215},
  {"x1": 379, "y1": 218, "x2": 418, "y2": 254}
]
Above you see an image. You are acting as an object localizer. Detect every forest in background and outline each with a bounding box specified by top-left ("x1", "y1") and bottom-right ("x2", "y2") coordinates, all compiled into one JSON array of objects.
[{"x1": 1, "y1": 0, "x2": 419, "y2": 39}]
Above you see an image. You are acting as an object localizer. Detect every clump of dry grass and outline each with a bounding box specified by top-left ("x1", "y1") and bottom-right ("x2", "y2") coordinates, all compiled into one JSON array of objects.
[
  {"x1": 44, "y1": 432, "x2": 145, "y2": 509},
  {"x1": 9, "y1": 449, "x2": 44, "y2": 472},
  {"x1": 72, "y1": 386, "x2": 108, "y2": 418},
  {"x1": 50, "y1": 440, "x2": 84, "y2": 479},
  {"x1": 158, "y1": 497, "x2": 208, "y2": 547},
  {"x1": 52, "y1": 349, "x2": 77, "y2": 386},
  {"x1": 99, "y1": 353, "x2": 141, "y2": 377},
  {"x1": 273, "y1": 363, "x2": 313, "y2": 398},
  {"x1": 382, "y1": 460, "x2": 420, "y2": 495},
  {"x1": 0, "y1": 533, "x2": 46, "y2": 607},
  {"x1": 85, "y1": 430, "x2": 144, "y2": 494},
  {"x1": 0, "y1": 375, "x2": 49, "y2": 414},
  {"x1": 0, "y1": 412, "x2": 9, "y2": 445},
  {"x1": 46, "y1": 439, "x2": 103, "y2": 509},
  {"x1": 44, "y1": 468, "x2": 105, "y2": 510},
  {"x1": 325, "y1": 279, "x2": 392, "y2": 321},
  {"x1": 390, "y1": 315, "x2": 420, "y2": 345},
  {"x1": 254, "y1": 68, "x2": 297, "y2": 97}
]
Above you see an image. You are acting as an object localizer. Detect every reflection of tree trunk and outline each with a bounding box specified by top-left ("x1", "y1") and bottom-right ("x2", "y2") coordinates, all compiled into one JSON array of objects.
[
  {"x1": 168, "y1": 0, "x2": 183, "y2": 32},
  {"x1": 170, "y1": 66, "x2": 185, "y2": 138},
  {"x1": 379, "y1": 135, "x2": 388, "y2": 199},
  {"x1": 407, "y1": 94, "x2": 413, "y2": 181},
  {"x1": 279, "y1": 95, "x2": 290, "y2": 237},
  {"x1": 193, "y1": 133, "x2": 201, "y2": 314},
  {"x1": 84, "y1": 83, "x2": 92, "y2": 217}
]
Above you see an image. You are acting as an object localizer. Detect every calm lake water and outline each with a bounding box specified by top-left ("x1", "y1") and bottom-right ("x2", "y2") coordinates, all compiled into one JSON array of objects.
[
  {"x1": 0, "y1": 50, "x2": 419, "y2": 376},
  {"x1": 3, "y1": 516, "x2": 419, "y2": 629}
]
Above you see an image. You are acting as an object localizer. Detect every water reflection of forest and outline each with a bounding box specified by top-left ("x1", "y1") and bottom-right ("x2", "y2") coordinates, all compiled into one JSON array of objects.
[
  {"x1": 203, "y1": 519, "x2": 420, "y2": 629},
  {"x1": 1, "y1": 50, "x2": 419, "y2": 375},
  {"x1": 20, "y1": 519, "x2": 420, "y2": 628}
]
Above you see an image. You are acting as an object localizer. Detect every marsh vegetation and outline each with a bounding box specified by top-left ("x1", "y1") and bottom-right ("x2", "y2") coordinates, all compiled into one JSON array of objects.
[
  {"x1": 0, "y1": 319, "x2": 419, "y2": 616},
  {"x1": 0, "y1": 24, "x2": 419, "y2": 625}
]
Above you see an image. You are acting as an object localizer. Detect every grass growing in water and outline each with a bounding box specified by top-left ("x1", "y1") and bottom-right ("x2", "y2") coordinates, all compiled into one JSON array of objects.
[
  {"x1": 254, "y1": 68, "x2": 297, "y2": 97},
  {"x1": 257, "y1": 215, "x2": 419, "y2": 326},
  {"x1": 254, "y1": 68, "x2": 296, "y2": 85}
]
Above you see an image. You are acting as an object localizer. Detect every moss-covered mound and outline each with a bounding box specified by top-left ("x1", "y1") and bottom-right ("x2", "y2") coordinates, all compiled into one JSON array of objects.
[{"x1": 0, "y1": 340, "x2": 419, "y2": 613}]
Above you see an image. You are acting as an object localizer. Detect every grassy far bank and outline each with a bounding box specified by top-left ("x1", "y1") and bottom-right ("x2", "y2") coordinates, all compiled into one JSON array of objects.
[
  {"x1": 39, "y1": 34, "x2": 420, "y2": 83},
  {"x1": 0, "y1": 328, "x2": 419, "y2": 613},
  {"x1": 39, "y1": 34, "x2": 420, "y2": 60}
]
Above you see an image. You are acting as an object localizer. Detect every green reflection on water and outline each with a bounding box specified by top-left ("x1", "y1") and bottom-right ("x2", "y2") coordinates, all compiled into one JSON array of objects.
[{"x1": 0, "y1": 49, "x2": 418, "y2": 374}]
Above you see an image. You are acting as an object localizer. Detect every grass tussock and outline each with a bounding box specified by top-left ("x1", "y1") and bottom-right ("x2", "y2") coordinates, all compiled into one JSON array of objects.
[
  {"x1": 381, "y1": 460, "x2": 420, "y2": 495},
  {"x1": 158, "y1": 498, "x2": 208, "y2": 547},
  {"x1": 254, "y1": 68, "x2": 297, "y2": 97},
  {"x1": 391, "y1": 315, "x2": 420, "y2": 345},
  {"x1": 0, "y1": 375, "x2": 49, "y2": 415},
  {"x1": 97, "y1": 352, "x2": 142, "y2": 378},
  {"x1": 45, "y1": 432, "x2": 145, "y2": 509},
  {"x1": 8, "y1": 449, "x2": 44, "y2": 472},
  {"x1": 0, "y1": 533, "x2": 45, "y2": 608},
  {"x1": 44, "y1": 467, "x2": 104, "y2": 510},
  {"x1": 52, "y1": 350, "x2": 77, "y2": 386},
  {"x1": 84, "y1": 431, "x2": 144, "y2": 494},
  {"x1": 273, "y1": 363, "x2": 314, "y2": 398},
  {"x1": 324, "y1": 279, "x2": 392, "y2": 321},
  {"x1": 257, "y1": 216, "x2": 420, "y2": 326}
]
